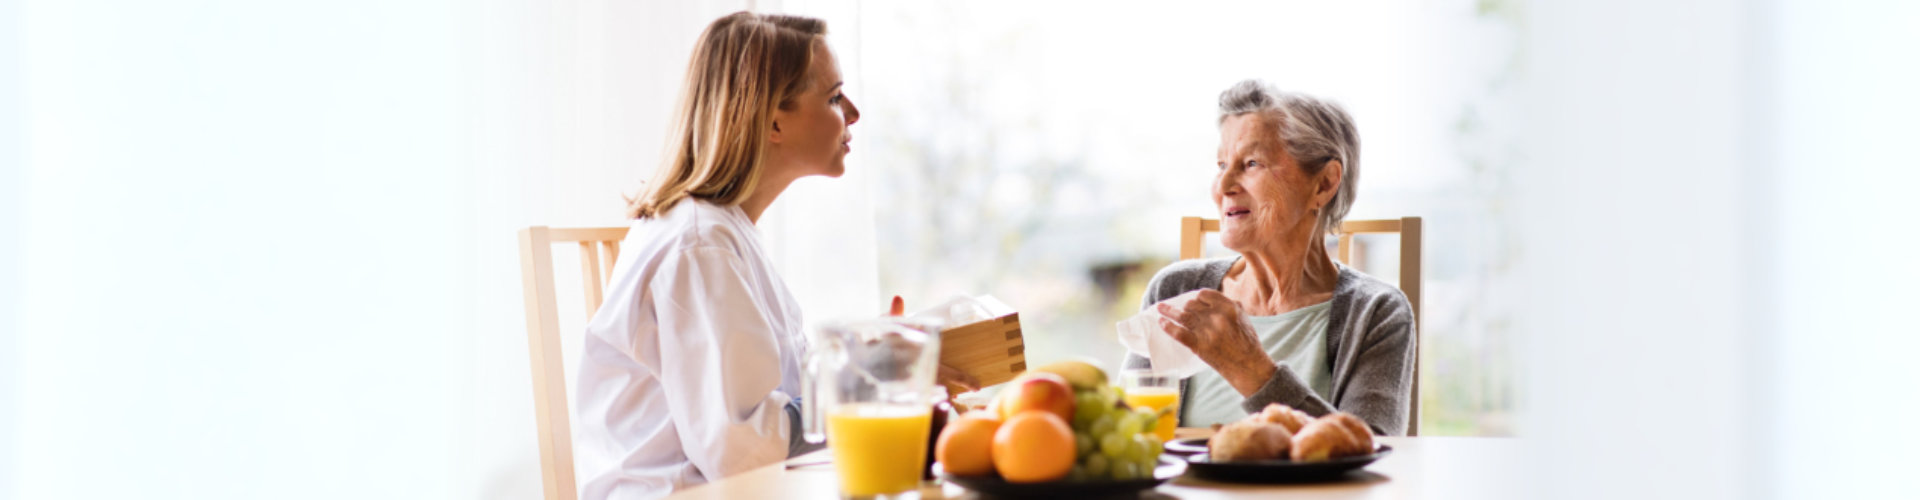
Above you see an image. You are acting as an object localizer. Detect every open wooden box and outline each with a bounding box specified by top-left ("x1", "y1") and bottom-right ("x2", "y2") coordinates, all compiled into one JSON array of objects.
[{"x1": 927, "y1": 297, "x2": 1027, "y2": 392}]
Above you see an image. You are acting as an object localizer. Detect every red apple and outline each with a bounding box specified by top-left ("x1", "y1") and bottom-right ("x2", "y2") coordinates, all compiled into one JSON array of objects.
[{"x1": 997, "y1": 372, "x2": 1074, "y2": 423}]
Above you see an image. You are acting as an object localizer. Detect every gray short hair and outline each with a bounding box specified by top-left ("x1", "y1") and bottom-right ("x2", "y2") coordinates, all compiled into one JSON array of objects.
[{"x1": 1217, "y1": 79, "x2": 1360, "y2": 235}]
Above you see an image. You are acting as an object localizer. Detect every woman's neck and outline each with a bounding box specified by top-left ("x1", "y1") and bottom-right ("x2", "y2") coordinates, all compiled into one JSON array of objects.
[
  {"x1": 1225, "y1": 233, "x2": 1340, "y2": 316},
  {"x1": 738, "y1": 171, "x2": 798, "y2": 224}
]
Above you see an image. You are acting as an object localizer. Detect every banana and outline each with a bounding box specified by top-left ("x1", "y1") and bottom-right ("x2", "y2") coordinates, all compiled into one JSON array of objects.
[{"x1": 1031, "y1": 359, "x2": 1108, "y2": 391}]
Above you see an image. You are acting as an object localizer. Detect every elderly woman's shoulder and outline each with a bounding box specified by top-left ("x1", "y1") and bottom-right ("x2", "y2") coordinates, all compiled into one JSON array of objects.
[
  {"x1": 1143, "y1": 257, "x2": 1237, "y2": 303},
  {"x1": 1335, "y1": 265, "x2": 1414, "y2": 315}
]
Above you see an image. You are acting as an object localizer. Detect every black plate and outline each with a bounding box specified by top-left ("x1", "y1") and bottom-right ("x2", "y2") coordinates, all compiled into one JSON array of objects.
[
  {"x1": 1184, "y1": 444, "x2": 1393, "y2": 483},
  {"x1": 1163, "y1": 437, "x2": 1209, "y2": 456},
  {"x1": 936, "y1": 456, "x2": 1187, "y2": 498}
]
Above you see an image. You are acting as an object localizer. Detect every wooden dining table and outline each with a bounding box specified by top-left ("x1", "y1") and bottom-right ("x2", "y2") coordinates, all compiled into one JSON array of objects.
[{"x1": 663, "y1": 429, "x2": 1526, "y2": 499}]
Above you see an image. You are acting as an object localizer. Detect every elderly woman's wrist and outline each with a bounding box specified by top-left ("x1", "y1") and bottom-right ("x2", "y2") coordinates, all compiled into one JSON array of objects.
[{"x1": 1228, "y1": 359, "x2": 1279, "y2": 397}]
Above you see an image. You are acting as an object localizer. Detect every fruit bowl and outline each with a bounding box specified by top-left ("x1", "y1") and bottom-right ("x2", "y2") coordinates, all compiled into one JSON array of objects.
[{"x1": 934, "y1": 456, "x2": 1187, "y2": 498}]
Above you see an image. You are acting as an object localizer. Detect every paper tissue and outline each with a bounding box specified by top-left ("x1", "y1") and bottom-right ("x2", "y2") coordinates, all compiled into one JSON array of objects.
[{"x1": 1115, "y1": 290, "x2": 1209, "y2": 378}]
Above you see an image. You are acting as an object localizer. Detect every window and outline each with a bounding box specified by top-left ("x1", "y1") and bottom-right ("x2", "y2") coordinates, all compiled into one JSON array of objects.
[{"x1": 814, "y1": 0, "x2": 1523, "y2": 436}]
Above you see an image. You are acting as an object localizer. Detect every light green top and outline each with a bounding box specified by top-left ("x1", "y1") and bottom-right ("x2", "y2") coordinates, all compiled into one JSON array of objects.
[{"x1": 1182, "y1": 300, "x2": 1334, "y2": 427}]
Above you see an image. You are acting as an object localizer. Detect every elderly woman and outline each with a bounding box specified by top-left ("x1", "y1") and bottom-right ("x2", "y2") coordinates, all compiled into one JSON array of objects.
[{"x1": 1127, "y1": 80, "x2": 1416, "y2": 436}]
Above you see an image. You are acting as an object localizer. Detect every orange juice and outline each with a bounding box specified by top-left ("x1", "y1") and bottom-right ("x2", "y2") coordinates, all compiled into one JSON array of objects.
[
  {"x1": 827, "y1": 404, "x2": 932, "y2": 497},
  {"x1": 1124, "y1": 388, "x2": 1180, "y2": 442}
]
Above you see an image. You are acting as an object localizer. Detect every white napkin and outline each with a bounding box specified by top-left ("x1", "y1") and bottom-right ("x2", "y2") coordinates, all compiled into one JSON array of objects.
[{"x1": 1116, "y1": 290, "x2": 1208, "y2": 378}]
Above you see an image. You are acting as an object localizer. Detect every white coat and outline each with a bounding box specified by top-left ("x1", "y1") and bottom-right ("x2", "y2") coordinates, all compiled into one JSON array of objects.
[{"x1": 573, "y1": 199, "x2": 809, "y2": 500}]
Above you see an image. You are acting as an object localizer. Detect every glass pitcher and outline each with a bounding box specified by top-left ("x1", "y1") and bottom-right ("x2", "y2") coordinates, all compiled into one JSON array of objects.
[{"x1": 803, "y1": 317, "x2": 944, "y2": 499}]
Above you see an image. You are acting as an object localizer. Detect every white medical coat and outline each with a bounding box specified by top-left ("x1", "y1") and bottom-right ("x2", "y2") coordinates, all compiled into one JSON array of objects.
[{"x1": 573, "y1": 199, "x2": 808, "y2": 500}]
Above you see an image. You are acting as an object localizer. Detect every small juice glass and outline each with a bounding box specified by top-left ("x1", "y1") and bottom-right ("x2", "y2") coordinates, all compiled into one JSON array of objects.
[
  {"x1": 826, "y1": 404, "x2": 932, "y2": 496},
  {"x1": 1119, "y1": 369, "x2": 1180, "y2": 442}
]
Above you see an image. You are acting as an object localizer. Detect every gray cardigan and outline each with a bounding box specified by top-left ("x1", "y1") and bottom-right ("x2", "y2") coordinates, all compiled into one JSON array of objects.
[{"x1": 1123, "y1": 257, "x2": 1417, "y2": 436}]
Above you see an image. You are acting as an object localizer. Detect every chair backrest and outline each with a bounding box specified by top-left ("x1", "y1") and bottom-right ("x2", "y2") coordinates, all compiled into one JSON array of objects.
[
  {"x1": 1179, "y1": 216, "x2": 1424, "y2": 435},
  {"x1": 518, "y1": 226, "x2": 628, "y2": 500}
]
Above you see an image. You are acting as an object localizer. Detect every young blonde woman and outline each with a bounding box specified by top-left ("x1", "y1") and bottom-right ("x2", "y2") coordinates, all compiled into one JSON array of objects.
[{"x1": 572, "y1": 12, "x2": 972, "y2": 499}]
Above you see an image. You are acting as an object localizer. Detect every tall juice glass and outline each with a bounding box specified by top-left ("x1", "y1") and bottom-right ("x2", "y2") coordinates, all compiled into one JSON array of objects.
[
  {"x1": 804, "y1": 317, "x2": 943, "y2": 499},
  {"x1": 1120, "y1": 369, "x2": 1180, "y2": 442}
]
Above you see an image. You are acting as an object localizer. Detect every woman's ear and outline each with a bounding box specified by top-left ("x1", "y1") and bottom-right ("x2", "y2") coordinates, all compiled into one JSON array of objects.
[
  {"x1": 1316, "y1": 160, "x2": 1345, "y2": 207},
  {"x1": 769, "y1": 117, "x2": 784, "y2": 144}
]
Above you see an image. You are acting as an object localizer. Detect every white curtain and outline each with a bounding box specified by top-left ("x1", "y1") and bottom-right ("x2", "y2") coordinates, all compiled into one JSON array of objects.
[
  {"x1": 0, "y1": 0, "x2": 22, "y2": 494},
  {"x1": 7, "y1": 1, "x2": 878, "y2": 499}
]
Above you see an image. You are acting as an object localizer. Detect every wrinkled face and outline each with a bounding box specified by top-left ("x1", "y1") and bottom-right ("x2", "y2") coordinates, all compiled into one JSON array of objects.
[
  {"x1": 772, "y1": 40, "x2": 861, "y2": 178},
  {"x1": 1213, "y1": 112, "x2": 1328, "y2": 253}
]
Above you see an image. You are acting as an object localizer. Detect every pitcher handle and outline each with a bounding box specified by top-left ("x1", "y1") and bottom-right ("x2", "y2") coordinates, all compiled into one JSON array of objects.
[{"x1": 802, "y1": 353, "x2": 827, "y2": 444}]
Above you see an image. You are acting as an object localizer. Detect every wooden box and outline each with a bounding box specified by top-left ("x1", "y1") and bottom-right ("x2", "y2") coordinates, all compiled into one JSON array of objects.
[
  {"x1": 942, "y1": 314, "x2": 1026, "y2": 390},
  {"x1": 927, "y1": 296, "x2": 1026, "y2": 391}
]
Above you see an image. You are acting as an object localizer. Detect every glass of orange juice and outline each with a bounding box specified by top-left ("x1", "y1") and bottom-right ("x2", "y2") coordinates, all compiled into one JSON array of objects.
[
  {"x1": 1120, "y1": 369, "x2": 1179, "y2": 442},
  {"x1": 804, "y1": 317, "x2": 943, "y2": 499}
]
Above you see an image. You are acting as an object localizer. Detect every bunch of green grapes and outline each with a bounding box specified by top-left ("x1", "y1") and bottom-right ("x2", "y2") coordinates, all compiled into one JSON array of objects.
[{"x1": 1065, "y1": 385, "x2": 1166, "y2": 481}]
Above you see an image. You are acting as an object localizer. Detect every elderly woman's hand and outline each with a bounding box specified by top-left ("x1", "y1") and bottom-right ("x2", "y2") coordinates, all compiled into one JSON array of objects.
[{"x1": 1156, "y1": 289, "x2": 1279, "y2": 396}]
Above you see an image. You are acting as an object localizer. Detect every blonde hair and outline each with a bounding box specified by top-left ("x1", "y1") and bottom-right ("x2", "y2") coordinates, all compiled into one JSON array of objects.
[{"x1": 628, "y1": 12, "x2": 827, "y2": 219}]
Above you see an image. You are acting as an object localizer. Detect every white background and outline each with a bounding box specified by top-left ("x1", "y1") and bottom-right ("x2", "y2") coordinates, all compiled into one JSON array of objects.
[{"x1": 3, "y1": 0, "x2": 1918, "y2": 499}]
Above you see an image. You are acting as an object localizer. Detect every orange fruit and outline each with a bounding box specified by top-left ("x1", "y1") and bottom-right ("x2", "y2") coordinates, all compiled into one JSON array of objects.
[
  {"x1": 990, "y1": 411, "x2": 1076, "y2": 483},
  {"x1": 935, "y1": 414, "x2": 1002, "y2": 476}
]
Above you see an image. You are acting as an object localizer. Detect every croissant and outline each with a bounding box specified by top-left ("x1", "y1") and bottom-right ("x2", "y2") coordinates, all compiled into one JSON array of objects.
[
  {"x1": 1207, "y1": 420, "x2": 1292, "y2": 461},
  {"x1": 1252, "y1": 403, "x2": 1315, "y2": 434},
  {"x1": 1327, "y1": 412, "x2": 1375, "y2": 456},
  {"x1": 1288, "y1": 412, "x2": 1376, "y2": 462}
]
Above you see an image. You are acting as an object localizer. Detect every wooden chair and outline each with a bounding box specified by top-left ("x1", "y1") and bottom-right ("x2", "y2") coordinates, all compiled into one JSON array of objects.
[
  {"x1": 518, "y1": 226, "x2": 629, "y2": 500},
  {"x1": 1179, "y1": 216, "x2": 1424, "y2": 435}
]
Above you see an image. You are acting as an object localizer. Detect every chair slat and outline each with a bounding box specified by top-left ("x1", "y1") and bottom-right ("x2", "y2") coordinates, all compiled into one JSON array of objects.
[
  {"x1": 549, "y1": 227, "x2": 629, "y2": 243},
  {"x1": 1398, "y1": 217, "x2": 1422, "y2": 437},
  {"x1": 1180, "y1": 217, "x2": 1206, "y2": 260},
  {"x1": 1339, "y1": 219, "x2": 1402, "y2": 233},
  {"x1": 580, "y1": 242, "x2": 604, "y2": 316},
  {"x1": 1337, "y1": 233, "x2": 1354, "y2": 264},
  {"x1": 601, "y1": 241, "x2": 620, "y2": 284}
]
